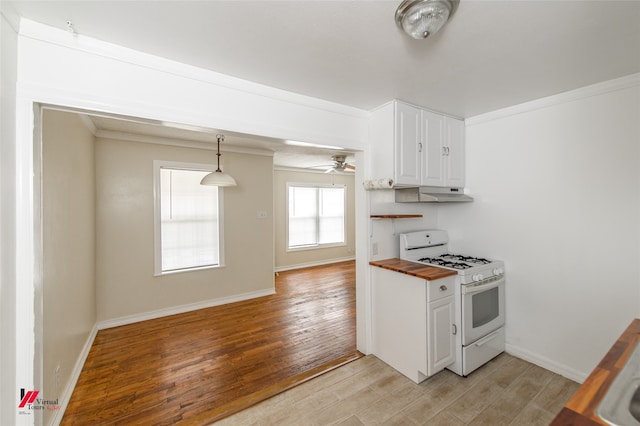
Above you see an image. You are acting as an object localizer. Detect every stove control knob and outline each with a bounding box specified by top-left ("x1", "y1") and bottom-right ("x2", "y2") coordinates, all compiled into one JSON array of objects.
[
  {"x1": 472, "y1": 274, "x2": 484, "y2": 282},
  {"x1": 493, "y1": 268, "x2": 504, "y2": 276}
]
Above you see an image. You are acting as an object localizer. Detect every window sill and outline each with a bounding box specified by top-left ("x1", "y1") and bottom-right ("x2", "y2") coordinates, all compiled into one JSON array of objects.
[
  {"x1": 154, "y1": 264, "x2": 223, "y2": 277},
  {"x1": 286, "y1": 243, "x2": 346, "y2": 253}
]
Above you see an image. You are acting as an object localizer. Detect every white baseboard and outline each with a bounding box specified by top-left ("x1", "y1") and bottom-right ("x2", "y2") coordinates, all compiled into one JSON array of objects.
[
  {"x1": 49, "y1": 324, "x2": 99, "y2": 426},
  {"x1": 274, "y1": 256, "x2": 355, "y2": 273},
  {"x1": 506, "y1": 343, "x2": 587, "y2": 384},
  {"x1": 97, "y1": 289, "x2": 276, "y2": 330}
]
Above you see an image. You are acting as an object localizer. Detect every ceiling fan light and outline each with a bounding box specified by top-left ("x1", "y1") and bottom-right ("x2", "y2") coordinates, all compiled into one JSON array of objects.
[
  {"x1": 200, "y1": 171, "x2": 237, "y2": 187},
  {"x1": 396, "y1": 0, "x2": 457, "y2": 39}
]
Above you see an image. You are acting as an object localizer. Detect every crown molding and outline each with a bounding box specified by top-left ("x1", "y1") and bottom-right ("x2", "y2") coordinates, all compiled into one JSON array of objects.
[
  {"x1": 467, "y1": 73, "x2": 640, "y2": 126},
  {"x1": 96, "y1": 129, "x2": 274, "y2": 157}
]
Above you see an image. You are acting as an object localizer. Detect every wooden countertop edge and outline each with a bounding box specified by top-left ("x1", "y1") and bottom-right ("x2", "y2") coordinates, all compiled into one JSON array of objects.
[
  {"x1": 369, "y1": 258, "x2": 457, "y2": 281},
  {"x1": 551, "y1": 318, "x2": 640, "y2": 425}
]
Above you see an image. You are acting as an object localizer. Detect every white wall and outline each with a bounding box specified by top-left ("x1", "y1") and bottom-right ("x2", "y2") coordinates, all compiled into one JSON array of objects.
[
  {"x1": 42, "y1": 109, "x2": 96, "y2": 425},
  {"x1": 368, "y1": 190, "x2": 439, "y2": 262},
  {"x1": 1, "y1": 10, "x2": 18, "y2": 426},
  {"x1": 274, "y1": 169, "x2": 356, "y2": 270},
  {"x1": 438, "y1": 76, "x2": 640, "y2": 381}
]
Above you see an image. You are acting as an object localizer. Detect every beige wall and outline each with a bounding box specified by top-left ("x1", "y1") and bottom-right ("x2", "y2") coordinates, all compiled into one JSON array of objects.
[
  {"x1": 274, "y1": 169, "x2": 355, "y2": 270},
  {"x1": 42, "y1": 109, "x2": 96, "y2": 424},
  {"x1": 95, "y1": 138, "x2": 274, "y2": 321}
]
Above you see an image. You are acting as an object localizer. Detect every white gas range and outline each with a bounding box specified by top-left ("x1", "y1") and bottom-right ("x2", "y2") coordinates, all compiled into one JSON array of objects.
[{"x1": 399, "y1": 229, "x2": 506, "y2": 376}]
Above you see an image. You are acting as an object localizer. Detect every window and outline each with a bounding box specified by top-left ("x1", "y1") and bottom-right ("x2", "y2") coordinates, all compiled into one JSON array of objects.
[
  {"x1": 287, "y1": 183, "x2": 346, "y2": 250},
  {"x1": 154, "y1": 161, "x2": 224, "y2": 275}
]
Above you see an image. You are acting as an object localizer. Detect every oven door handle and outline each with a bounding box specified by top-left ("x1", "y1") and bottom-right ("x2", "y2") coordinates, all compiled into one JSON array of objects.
[
  {"x1": 462, "y1": 277, "x2": 504, "y2": 295},
  {"x1": 474, "y1": 329, "x2": 502, "y2": 347}
]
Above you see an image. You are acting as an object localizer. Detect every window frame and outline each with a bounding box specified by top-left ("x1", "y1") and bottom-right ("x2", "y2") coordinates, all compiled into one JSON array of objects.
[
  {"x1": 153, "y1": 160, "x2": 226, "y2": 276},
  {"x1": 286, "y1": 182, "x2": 347, "y2": 252}
]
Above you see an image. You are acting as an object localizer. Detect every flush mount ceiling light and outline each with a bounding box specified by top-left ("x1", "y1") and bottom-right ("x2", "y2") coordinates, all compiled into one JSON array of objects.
[
  {"x1": 200, "y1": 134, "x2": 237, "y2": 187},
  {"x1": 395, "y1": 0, "x2": 458, "y2": 39}
]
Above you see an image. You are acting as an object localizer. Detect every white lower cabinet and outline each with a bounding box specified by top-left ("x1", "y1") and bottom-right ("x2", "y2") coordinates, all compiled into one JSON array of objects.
[
  {"x1": 428, "y1": 295, "x2": 455, "y2": 375},
  {"x1": 371, "y1": 267, "x2": 456, "y2": 383}
]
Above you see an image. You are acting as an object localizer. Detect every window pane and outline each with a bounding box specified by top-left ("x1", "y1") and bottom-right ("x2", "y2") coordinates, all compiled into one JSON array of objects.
[
  {"x1": 160, "y1": 168, "x2": 219, "y2": 271},
  {"x1": 287, "y1": 185, "x2": 345, "y2": 249},
  {"x1": 288, "y1": 187, "x2": 318, "y2": 247},
  {"x1": 319, "y1": 187, "x2": 344, "y2": 244}
]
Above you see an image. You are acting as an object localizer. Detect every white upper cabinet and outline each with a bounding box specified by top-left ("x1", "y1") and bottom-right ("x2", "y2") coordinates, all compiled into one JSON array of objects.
[
  {"x1": 422, "y1": 113, "x2": 465, "y2": 187},
  {"x1": 421, "y1": 110, "x2": 445, "y2": 186},
  {"x1": 395, "y1": 102, "x2": 423, "y2": 186},
  {"x1": 444, "y1": 116, "x2": 465, "y2": 187},
  {"x1": 370, "y1": 100, "x2": 465, "y2": 187}
]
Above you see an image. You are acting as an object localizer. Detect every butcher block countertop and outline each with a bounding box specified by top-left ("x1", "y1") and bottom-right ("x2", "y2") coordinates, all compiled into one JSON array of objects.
[
  {"x1": 369, "y1": 258, "x2": 457, "y2": 281},
  {"x1": 551, "y1": 318, "x2": 640, "y2": 425}
]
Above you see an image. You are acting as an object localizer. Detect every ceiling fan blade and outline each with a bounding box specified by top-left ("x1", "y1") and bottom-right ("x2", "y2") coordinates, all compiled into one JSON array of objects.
[{"x1": 345, "y1": 164, "x2": 356, "y2": 170}]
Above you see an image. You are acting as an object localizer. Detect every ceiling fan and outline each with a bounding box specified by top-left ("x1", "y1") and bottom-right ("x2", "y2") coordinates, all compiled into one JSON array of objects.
[{"x1": 312, "y1": 154, "x2": 356, "y2": 173}]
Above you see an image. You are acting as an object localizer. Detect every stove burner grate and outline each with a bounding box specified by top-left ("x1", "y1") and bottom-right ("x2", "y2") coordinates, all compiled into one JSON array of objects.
[
  {"x1": 440, "y1": 254, "x2": 491, "y2": 265},
  {"x1": 418, "y1": 257, "x2": 472, "y2": 270}
]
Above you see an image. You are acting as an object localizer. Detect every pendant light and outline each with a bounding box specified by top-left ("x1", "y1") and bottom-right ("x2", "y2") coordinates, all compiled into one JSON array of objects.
[
  {"x1": 395, "y1": 0, "x2": 458, "y2": 39},
  {"x1": 200, "y1": 134, "x2": 237, "y2": 187}
]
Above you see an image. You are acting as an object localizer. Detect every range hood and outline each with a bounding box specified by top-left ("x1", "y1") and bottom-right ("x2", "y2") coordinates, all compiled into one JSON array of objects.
[{"x1": 395, "y1": 186, "x2": 473, "y2": 203}]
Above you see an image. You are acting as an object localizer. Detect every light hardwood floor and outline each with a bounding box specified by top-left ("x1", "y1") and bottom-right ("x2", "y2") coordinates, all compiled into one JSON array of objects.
[
  {"x1": 62, "y1": 261, "x2": 358, "y2": 425},
  {"x1": 217, "y1": 352, "x2": 580, "y2": 425}
]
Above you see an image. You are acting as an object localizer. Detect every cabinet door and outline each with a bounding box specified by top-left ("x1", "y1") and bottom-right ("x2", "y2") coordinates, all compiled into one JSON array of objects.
[
  {"x1": 445, "y1": 117, "x2": 465, "y2": 187},
  {"x1": 395, "y1": 102, "x2": 422, "y2": 186},
  {"x1": 421, "y1": 110, "x2": 445, "y2": 187},
  {"x1": 428, "y1": 295, "x2": 455, "y2": 376}
]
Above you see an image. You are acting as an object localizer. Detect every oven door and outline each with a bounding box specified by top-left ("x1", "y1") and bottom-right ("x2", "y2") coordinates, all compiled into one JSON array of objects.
[{"x1": 461, "y1": 276, "x2": 505, "y2": 346}]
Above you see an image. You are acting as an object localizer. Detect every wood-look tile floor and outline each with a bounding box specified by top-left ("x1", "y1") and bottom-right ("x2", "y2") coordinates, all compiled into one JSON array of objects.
[
  {"x1": 217, "y1": 353, "x2": 580, "y2": 425},
  {"x1": 62, "y1": 261, "x2": 358, "y2": 425}
]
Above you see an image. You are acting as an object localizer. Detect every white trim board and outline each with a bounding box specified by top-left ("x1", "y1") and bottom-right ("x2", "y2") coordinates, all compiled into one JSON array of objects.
[
  {"x1": 96, "y1": 129, "x2": 275, "y2": 158},
  {"x1": 48, "y1": 325, "x2": 98, "y2": 426},
  {"x1": 96, "y1": 289, "x2": 275, "y2": 330},
  {"x1": 505, "y1": 343, "x2": 587, "y2": 385},
  {"x1": 274, "y1": 256, "x2": 356, "y2": 273}
]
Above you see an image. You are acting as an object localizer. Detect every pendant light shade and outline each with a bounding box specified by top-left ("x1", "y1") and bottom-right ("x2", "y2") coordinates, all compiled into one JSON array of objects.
[
  {"x1": 200, "y1": 134, "x2": 237, "y2": 187},
  {"x1": 395, "y1": 0, "x2": 458, "y2": 39},
  {"x1": 200, "y1": 170, "x2": 237, "y2": 187}
]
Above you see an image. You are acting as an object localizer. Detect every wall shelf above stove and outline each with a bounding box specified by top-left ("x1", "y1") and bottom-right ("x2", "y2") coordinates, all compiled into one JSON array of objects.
[{"x1": 370, "y1": 214, "x2": 423, "y2": 219}]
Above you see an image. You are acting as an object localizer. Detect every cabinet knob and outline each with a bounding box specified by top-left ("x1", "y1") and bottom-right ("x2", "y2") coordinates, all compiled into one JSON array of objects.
[
  {"x1": 452, "y1": 324, "x2": 457, "y2": 335},
  {"x1": 418, "y1": 142, "x2": 423, "y2": 152},
  {"x1": 439, "y1": 285, "x2": 447, "y2": 291}
]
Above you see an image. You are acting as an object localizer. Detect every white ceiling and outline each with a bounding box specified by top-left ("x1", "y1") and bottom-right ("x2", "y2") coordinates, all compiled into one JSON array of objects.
[{"x1": 5, "y1": 0, "x2": 640, "y2": 167}]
